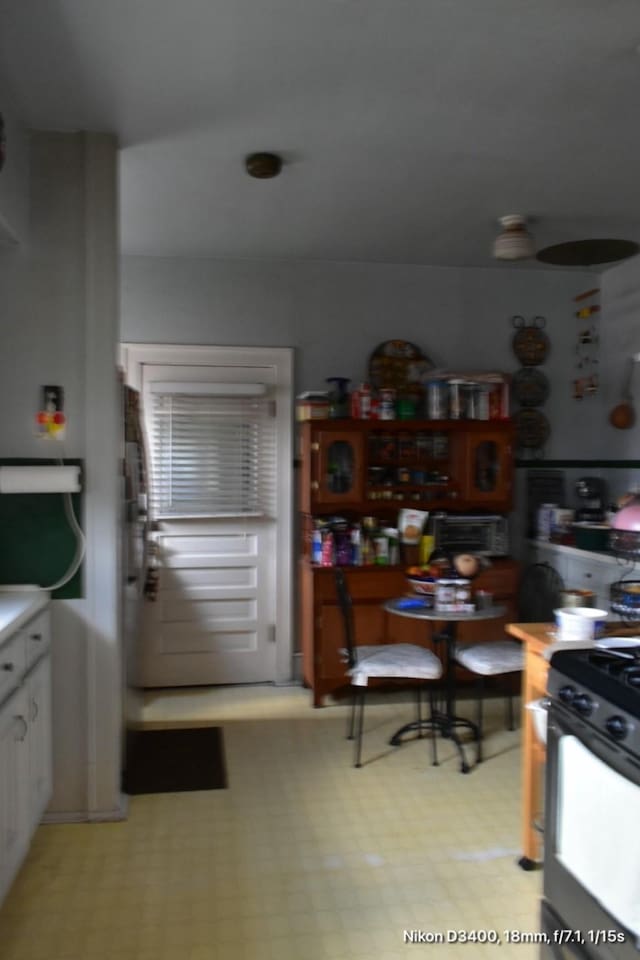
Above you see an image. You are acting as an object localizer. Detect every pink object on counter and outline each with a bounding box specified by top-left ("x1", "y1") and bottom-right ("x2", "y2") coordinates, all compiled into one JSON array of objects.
[{"x1": 612, "y1": 500, "x2": 640, "y2": 531}]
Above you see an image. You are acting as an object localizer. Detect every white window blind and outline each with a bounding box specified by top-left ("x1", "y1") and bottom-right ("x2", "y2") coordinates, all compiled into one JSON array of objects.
[{"x1": 146, "y1": 386, "x2": 276, "y2": 519}]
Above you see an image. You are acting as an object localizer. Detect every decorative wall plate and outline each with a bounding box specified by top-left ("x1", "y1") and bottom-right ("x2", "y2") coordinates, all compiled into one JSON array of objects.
[
  {"x1": 511, "y1": 315, "x2": 549, "y2": 367},
  {"x1": 513, "y1": 408, "x2": 550, "y2": 449},
  {"x1": 368, "y1": 339, "x2": 434, "y2": 391},
  {"x1": 512, "y1": 368, "x2": 550, "y2": 407}
]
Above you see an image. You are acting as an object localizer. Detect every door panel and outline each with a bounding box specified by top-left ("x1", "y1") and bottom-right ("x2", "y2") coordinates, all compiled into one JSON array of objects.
[{"x1": 137, "y1": 356, "x2": 280, "y2": 686}]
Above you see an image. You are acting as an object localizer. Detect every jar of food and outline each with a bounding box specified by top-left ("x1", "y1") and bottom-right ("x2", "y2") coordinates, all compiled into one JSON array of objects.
[
  {"x1": 426, "y1": 380, "x2": 447, "y2": 420},
  {"x1": 448, "y1": 379, "x2": 465, "y2": 419}
]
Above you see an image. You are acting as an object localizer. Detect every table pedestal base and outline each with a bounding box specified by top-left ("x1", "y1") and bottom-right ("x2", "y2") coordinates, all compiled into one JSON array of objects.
[{"x1": 389, "y1": 712, "x2": 478, "y2": 774}]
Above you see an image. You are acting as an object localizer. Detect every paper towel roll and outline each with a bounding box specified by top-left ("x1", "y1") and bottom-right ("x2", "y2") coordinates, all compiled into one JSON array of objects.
[{"x1": 0, "y1": 465, "x2": 81, "y2": 494}]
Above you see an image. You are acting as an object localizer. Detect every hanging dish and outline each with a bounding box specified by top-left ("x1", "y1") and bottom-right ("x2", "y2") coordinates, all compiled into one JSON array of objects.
[
  {"x1": 513, "y1": 409, "x2": 550, "y2": 449},
  {"x1": 368, "y1": 339, "x2": 434, "y2": 391},
  {"x1": 511, "y1": 315, "x2": 549, "y2": 367},
  {"x1": 512, "y1": 368, "x2": 550, "y2": 407}
]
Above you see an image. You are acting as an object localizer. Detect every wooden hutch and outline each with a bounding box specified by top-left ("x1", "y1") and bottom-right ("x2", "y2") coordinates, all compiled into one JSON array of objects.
[{"x1": 298, "y1": 417, "x2": 519, "y2": 706}]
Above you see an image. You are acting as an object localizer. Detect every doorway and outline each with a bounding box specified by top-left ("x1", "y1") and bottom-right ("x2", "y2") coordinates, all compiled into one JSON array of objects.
[{"x1": 121, "y1": 344, "x2": 293, "y2": 687}]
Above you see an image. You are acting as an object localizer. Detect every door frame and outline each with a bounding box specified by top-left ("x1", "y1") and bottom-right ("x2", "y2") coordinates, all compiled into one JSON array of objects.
[{"x1": 120, "y1": 343, "x2": 294, "y2": 684}]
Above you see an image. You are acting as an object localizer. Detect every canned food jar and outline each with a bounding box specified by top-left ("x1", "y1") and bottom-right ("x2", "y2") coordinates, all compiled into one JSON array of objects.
[
  {"x1": 448, "y1": 380, "x2": 465, "y2": 419},
  {"x1": 427, "y1": 380, "x2": 447, "y2": 420},
  {"x1": 379, "y1": 388, "x2": 396, "y2": 420},
  {"x1": 537, "y1": 503, "x2": 556, "y2": 541}
]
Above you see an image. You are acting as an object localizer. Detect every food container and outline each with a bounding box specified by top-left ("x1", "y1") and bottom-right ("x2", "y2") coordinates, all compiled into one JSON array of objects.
[
  {"x1": 572, "y1": 522, "x2": 610, "y2": 551},
  {"x1": 559, "y1": 589, "x2": 595, "y2": 608},
  {"x1": 426, "y1": 380, "x2": 447, "y2": 420},
  {"x1": 554, "y1": 607, "x2": 608, "y2": 643},
  {"x1": 435, "y1": 578, "x2": 471, "y2": 612}
]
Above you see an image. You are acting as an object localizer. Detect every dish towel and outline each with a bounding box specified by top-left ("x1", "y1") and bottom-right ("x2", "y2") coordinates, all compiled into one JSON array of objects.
[{"x1": 557, "y1": 734, "x2": 640, "y2": 943}]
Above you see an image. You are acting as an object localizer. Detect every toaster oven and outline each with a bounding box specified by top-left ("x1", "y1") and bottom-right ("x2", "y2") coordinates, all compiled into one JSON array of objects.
[{"x1": 431, "y1": 513, "x2": 509, "y2": 557}]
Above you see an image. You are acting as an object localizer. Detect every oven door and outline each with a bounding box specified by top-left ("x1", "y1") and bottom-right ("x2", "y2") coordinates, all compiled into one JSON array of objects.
[{"x1": 544, "y1": 700, "x2": 640, "y2": 959}]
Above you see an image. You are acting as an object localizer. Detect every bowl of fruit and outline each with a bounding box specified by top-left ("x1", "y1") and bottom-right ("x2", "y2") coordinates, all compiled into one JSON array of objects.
[{"x1": 406, "y1": 564, "x2": 440, "y2": 597}]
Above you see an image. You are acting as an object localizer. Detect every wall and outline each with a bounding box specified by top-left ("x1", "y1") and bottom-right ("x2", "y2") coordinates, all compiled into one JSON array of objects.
[
  {"x1": 122, "y1": 256, "x2": 599, "y2": 458},
  {"x1": 0, "y1": 81, "x2": 29, "y2": 243},
  {"x1": 0, "y1": 131, "x2": 121, "y2": 821}
]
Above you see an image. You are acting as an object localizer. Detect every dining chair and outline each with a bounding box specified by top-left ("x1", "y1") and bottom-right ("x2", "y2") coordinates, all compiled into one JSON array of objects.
[
  {"x1": 334, "y1": 568, "x2": 444, "y2": 768},
  {"x1": 453, "y1": 640, "x2": 524, "y2": 763}
]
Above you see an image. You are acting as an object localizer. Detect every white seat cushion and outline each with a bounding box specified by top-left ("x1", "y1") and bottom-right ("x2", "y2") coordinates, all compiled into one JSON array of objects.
[
  {"x1": 347, "y1": 643, "x2": 443, "y2": 687},
  {"x1": 454, "y1": 641, "x2": 523, "y2": 677}
]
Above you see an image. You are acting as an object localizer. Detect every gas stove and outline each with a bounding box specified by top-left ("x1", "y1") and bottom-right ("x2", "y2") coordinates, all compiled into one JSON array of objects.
[{"x1": 548, "y1": 643, "x2": 640, "y2": 757}]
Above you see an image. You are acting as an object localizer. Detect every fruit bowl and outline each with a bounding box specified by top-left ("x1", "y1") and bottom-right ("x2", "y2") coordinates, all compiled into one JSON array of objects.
[{"x1": 406, "y1": 574, "x2": 436, "y2": 597}]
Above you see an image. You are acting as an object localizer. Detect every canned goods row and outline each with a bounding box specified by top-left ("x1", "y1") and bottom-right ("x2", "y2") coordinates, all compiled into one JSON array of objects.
[
  {"x1": 368, "y1": 466, "x2": 449, "y2": 486},
  {"x1": 368, "y1": 431, "x2": 450, "y2": 461},
  {"x1": 426, "y1": 380, "x2": 506, "y2": 421}
]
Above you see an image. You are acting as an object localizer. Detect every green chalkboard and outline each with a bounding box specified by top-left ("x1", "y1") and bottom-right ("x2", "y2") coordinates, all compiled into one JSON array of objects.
[{"x1": 0, "y1": 458, "x2": 83, "y2": 599}]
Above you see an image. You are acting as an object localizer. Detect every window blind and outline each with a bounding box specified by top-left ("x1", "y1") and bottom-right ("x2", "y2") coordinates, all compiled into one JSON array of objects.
[{"x1": 146, "y1": 390, "x2": 276, "y2": 519}]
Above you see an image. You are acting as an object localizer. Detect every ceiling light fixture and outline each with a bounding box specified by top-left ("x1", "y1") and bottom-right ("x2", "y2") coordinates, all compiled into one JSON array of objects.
[
  {"x1": 493, "y1": 214, "x2": 535, "y2": 261},
  {"x1": 245, "y1": 152, "x2": 283, "y2": 179}
]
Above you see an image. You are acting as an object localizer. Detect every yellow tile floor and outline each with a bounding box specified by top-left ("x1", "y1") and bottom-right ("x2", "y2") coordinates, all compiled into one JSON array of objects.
[{"x1": 0, "y1": 685, "x2": 542, "y2": 959}]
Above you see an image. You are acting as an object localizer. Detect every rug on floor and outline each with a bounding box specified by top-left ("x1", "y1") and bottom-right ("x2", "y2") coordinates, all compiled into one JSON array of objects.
[{"x1": 123, "y1": 726, "x2": 228, "y2": 794}]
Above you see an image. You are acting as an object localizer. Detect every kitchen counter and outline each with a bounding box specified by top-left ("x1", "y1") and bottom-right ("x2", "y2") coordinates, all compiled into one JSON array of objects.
[
  {"x1": 507, "y1": 619, "x2": 640, "y2": 870},
  {"x1": 0, "y1": 589, "x2": 50, "y2": 646},
  {"x1": 528, "y1": 537, "x2": 622, "y2": 564}
]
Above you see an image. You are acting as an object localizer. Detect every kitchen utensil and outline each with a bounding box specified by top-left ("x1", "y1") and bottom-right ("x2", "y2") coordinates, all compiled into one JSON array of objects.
[
  {"x1": 511, "y1": 315, "x2": 549, "y2": 366},
  {"x1": 608, "y1": 357, "x2": 636, "y2": 430}
]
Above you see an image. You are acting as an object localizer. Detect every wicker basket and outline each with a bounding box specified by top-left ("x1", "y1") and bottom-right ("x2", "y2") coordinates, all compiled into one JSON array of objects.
[{"x1": 610, "y1": 580, "x2": 640, "y2": 619}]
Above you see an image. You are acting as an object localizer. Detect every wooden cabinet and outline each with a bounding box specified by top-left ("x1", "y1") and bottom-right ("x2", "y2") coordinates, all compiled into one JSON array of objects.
[
  {"x1": 301, "y1": 559, "x2": 520, "y2": 706},
  {"x1": 0, "y1": 600, "x2": 52, "y2": 905},
  {"x1": 299, "y1": 417, "x2": 516, "y2": 706},
  {"x1": 299, "y1": 418, "x2": 513, "y2": 516}
]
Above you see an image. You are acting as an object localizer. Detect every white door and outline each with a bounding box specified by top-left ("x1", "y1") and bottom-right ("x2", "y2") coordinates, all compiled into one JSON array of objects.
[{"x1": 122, "y1": 347, "x2": 293, "y2": 688}]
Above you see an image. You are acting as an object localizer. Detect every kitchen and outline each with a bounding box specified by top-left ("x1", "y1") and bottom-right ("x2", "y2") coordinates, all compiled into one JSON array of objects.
[{"x1": 1, "y1": 2, "x2": 640, "y2": 958}]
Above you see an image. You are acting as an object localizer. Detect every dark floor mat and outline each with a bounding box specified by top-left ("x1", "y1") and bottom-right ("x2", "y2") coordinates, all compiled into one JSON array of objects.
[{"x1": 123, "y1": 726, "x2": 227, "y2": 794}]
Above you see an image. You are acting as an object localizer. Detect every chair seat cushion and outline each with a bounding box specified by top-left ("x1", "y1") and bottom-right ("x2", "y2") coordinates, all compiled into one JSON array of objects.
[
  {"x1": 454, "y1": 640, "x2": 523, "y2": 676},
  {"x1": 347, "y1": 643, "x2": 443, "y2": 687}
]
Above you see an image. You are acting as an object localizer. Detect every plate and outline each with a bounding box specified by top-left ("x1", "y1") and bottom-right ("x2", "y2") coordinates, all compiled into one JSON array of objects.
[
  {"x1": 513, "y1": 408, "x2": 550, "y2": 449},
  {"x1": 368, "y1": 340, "x2": 434, "y2": 391},
  {"x1": 595, "y1": 637, "x2": 640, "y2": 649},
  {"x1": 512, "y1": 368, "x2": 549, "y2": 407}
]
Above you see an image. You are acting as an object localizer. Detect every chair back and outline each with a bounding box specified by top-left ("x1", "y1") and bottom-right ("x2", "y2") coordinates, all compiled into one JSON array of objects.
[
  {"x1": 517, "y1": 561, "x2": 564, "y2": 621},
  {"x1": 334, "y1": 567, "x2": 357, "y2": 668}
]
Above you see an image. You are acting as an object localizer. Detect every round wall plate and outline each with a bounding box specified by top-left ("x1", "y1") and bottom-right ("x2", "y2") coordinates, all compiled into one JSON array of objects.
[
  {"x1": 511, "y1": 316, "x2": 549, "y2": 366},
  {"x1": 512, "y1": 368, "x2": 550, "y2": 407},
  {"x1": 368, "y1": 339, "x2": 433, "y2": 390},
  {"x1": 514, "y1": 408, "x2": 550, "y2": 449}
]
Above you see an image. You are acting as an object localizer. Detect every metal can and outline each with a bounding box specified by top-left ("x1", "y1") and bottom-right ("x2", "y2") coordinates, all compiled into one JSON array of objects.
[{"x1": 427, "y1": 380, "x2": 447, "y2": 420}]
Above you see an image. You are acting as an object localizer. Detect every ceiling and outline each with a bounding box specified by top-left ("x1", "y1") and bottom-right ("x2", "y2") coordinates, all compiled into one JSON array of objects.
[{"x1": 1, "y1": 0, "x2": 640, "y2": 268}]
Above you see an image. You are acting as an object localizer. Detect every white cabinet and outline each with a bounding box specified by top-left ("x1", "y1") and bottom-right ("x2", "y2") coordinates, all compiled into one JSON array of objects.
[
  {"x1": 0, "y1": 600, "x2": 52, "y2": 905},
  {"x1": 0, "y1": 685, "x2": 30, "y2": 904}
]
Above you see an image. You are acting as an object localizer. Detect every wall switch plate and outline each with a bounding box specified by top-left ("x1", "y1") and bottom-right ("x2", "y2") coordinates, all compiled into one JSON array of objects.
[{"x1": 43, "y1": 385, "x2": 64, "y2": 412}]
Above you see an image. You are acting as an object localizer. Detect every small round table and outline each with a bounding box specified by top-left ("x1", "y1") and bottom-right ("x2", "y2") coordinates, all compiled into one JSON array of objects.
[{"x1": 384, "y1": 598, "x2": 507, "y2": 773}]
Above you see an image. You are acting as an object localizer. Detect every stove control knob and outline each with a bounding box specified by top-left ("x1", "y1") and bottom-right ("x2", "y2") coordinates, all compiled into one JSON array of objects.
[
  {"x1": 558, "y1": 685, "x2": 576, "y2": 704},
  {"x1": 572, "y1": 693, "x2": 594, "y2": 717},
  {"x1": 605, "y1": 715, "x2": 628, "y2": 741}
]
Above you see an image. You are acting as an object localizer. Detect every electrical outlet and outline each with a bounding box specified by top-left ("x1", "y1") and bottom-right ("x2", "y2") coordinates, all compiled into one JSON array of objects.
[{"x1": 36, "y1": 385, "x2": 66, "y2": 439}]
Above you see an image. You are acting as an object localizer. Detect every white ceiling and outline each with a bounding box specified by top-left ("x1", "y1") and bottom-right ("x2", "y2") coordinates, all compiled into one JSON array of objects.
[{"x1": 1, "y1": 0, "x2": 640, "y2": 268}]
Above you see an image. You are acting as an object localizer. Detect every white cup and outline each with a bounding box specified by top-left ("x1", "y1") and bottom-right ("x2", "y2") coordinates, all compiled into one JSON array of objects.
[{"x1": 553, "y1": 607, "x2": 608, "y2": 643}]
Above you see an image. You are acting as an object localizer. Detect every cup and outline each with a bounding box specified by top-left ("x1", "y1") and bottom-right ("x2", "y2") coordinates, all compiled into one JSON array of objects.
[{"x1": 475, "y1": 589, "x2": 493, "y2": 610}]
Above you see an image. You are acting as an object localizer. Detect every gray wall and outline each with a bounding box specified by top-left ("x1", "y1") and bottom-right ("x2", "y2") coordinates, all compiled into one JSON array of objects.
[
  {"x1": 122, "y1": 255, "x2": 599, "y2": 458},
  {"x1": 0, "y1": 131, "x2": 121, "y2": 821}
]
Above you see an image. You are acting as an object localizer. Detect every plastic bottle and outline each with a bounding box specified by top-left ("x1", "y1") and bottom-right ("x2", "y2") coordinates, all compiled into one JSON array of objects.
[{"x1": 311, "y1": 527, "x2": 323, "y2": 564}]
